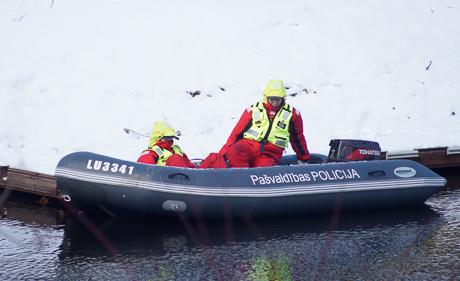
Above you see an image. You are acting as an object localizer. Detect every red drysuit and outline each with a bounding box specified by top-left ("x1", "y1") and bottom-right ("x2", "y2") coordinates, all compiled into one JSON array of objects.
[
  {"x1": 137, "y1": 140, "x2": 195, "y2": 168},
  {"x1": 138, "y1": 140, "x2": 227, "y2": 169},
  {"x1": 219, "y1": 100, "x2": 311, "y2": 168}
]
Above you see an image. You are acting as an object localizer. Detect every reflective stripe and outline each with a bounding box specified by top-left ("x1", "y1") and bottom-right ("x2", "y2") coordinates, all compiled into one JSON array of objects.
[
  {"x1": 282, "y1": 110, "x2": 290, "y2": 121},
  {"x1": 271, "y1": 83, "x2": 282, "y2": 89},
  {"x1": 155, "y1": 147, "x2": 164, "y2": 156},
  {"x1": 150, "y1": 145, "x2": 184, "y2": 166},
  {"x1": 172, "y1": 145, "x2": 183, "y2": 155},
  {"x1": 246, "y1": 129, "x2": 259, "y2": 138},
  {"x1": 275, "y1": 140, "x2": 287, "y2": 147},
  {"x1": 254, "y1": 110, "x2": 261, "y2": 121}
]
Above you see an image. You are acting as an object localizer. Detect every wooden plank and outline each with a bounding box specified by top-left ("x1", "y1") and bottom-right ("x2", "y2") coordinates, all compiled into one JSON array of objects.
[
  {"x1": 0, "y1": 166, "x2": 62, "y2": 199},
  {"x1": 418, "y1": 147, "x2": 460, "y2": 169},
  {"x1": 383, "y1": 147, "x2": 460, "y2": 169}
]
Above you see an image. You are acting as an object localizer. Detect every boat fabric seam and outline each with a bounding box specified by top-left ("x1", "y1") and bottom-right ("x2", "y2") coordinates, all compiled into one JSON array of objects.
[{"x1": 55, "y1": 168, "x2": 445, "y2": 198}]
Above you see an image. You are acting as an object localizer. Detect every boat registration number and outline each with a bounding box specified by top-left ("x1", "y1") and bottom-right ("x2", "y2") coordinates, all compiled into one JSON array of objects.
[{"x1": 86, "y1": 159, "x2": 134, "y2": 175}]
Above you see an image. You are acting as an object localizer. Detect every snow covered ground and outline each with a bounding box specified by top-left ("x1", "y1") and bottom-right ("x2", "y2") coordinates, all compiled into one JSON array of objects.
[{"x1": 1, "y1": 0, "x2": 459, "y2": 174}]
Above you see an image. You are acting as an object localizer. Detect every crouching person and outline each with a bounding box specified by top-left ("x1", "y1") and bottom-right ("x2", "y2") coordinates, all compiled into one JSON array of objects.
[
  {"x1": 219, "y1": 79, "x2": 314, "y2": 168},
  {"x1": 138, "y1": 121, "x2": 227, "y2": 169}
]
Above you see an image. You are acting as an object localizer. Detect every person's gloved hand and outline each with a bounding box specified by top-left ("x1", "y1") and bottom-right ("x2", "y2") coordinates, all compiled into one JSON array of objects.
[
  {"x1": 297, "y1": 159, "x2": 308, "y2": 165},
  {"x1": 298, "y1": 155, "x2": 323, "y2": 165},
  {"x1": 307, "y1": 155, "x2": 323, "y2": 164}
]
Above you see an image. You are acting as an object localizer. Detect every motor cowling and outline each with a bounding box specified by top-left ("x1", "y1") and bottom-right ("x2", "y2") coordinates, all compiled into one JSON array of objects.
[{"x1": 327, "y1": 139, "x2": 381, "y2": 162}]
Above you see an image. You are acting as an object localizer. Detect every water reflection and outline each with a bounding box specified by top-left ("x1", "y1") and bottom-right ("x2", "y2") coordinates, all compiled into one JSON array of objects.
[
  {"x1": 1, "y1": 178, "x2": 460, "y2": 280},
  {"x1": 0, "y1": 192, "x2": 66, "y2": 280},
  {"x1": 56, "y1": 205, "x2": 448, "y2": 280}
]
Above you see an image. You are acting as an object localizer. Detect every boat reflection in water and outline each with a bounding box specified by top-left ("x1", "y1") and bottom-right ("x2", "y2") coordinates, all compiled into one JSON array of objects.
[
  {"x1": 2, "y1": 188, "x2": 459, "y2": 280},
  {"x1": 57, "y1": 204, "x2": 450, "y2": 280}
]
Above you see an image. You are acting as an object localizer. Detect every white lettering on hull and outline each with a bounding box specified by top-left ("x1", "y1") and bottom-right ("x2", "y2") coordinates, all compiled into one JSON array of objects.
[
  {"x1": 86, "y1": 159, "x2": 134, "y2": 175},
  {"x1": 250, "y1": 169, "x2": 361, "y2": 186}
]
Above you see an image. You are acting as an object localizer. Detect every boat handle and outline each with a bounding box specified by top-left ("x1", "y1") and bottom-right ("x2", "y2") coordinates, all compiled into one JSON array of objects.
[
  {"x1": 168, "y1": 173, "x2": 190, "y2": 181},
  {"x1": 368, "y1": 170, "x2": 386, "y2": 177}
]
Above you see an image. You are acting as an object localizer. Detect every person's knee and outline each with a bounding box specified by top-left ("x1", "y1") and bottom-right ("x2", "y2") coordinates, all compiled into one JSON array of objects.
[
  {"x1": 252, "y1": 156, "x2": 276, "y2": 168},
  {"x1": 166, "y1": 155, "x2": 191, "y2": 168},
  {"x1": 227, "y1": 145, "x2": 251, "y2": 168},
  {"x1": 199, "y1": 153, "x2": 228, "y2": 169}
]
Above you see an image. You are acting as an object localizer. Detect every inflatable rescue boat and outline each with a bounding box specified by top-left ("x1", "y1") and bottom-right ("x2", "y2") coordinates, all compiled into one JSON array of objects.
[{"x1": 55, "y1": 140, "x2": 446, "y2": 219}]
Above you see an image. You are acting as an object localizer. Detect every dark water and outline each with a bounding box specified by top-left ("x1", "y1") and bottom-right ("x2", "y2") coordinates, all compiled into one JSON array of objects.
[{"x1": 1, "y1": 174, "x2": 459, "y2": 281}]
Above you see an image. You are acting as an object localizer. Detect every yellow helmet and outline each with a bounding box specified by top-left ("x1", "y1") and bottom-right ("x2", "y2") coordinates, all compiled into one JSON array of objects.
[
  {"x1": 263, "y1": 79, "x2": 286, "y2": 99},
  {"x1": 148, "y1": 121, "x2": 178, "y2": 147}
]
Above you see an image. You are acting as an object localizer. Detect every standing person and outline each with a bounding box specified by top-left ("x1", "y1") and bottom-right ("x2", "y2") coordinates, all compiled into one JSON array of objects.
[
  {"x1": 219, "y1": 79, "x2": 317, "y2": 168},
  {"x1": 138, "y1": 121, "x2": 227, "y2": 169}
]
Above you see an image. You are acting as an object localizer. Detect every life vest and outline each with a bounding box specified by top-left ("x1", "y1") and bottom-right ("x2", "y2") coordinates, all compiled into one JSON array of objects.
[
  {"x1": 243, "y1": 102, "x2": 293, "y2": 148},
  {"x1": 149, "y1": 145, "x2": 184, "y2": 166}
]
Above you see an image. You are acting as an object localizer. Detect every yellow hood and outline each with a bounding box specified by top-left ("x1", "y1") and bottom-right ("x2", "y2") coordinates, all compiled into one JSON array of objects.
[
  {"x1": 148, "y1": 121, "x2": 178, "y2": 147},
  {"x1": 263, "y1": 79, "x2": 286, "y2": 101}
]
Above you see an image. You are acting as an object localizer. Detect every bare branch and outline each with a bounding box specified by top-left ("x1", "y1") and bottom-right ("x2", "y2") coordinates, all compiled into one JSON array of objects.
[{"x1": 426, "y1": 60, "x2": 432, "y2": 70}]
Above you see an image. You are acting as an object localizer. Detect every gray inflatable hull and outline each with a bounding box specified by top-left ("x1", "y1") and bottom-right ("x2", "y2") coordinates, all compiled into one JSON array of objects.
[{"x1": 55, "y1": 152, "x2": 446, "y2": 219}]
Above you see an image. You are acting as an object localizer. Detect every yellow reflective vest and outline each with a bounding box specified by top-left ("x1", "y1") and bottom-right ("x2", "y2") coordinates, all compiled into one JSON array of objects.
[
  {"x1": 243, "y1": 102, "x2": 293, "y2": 148},
  {"x1": 149, "y1": 145, "x2": 184, "y2": 166}
]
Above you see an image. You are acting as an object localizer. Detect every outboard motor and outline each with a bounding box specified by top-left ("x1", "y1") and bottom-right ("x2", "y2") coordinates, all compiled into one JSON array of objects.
[{"x1": 327, "y1": 139, "x2": 381, "y2": 162}]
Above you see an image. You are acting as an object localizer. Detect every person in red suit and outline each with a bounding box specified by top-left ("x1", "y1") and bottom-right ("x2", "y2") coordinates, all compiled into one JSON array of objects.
[
  {"x1": 219, "y1": 79, "x2": 318, "y2": 168},
  {"x1": 138, "y1": 121, "x2": 227, "y2": 169}
]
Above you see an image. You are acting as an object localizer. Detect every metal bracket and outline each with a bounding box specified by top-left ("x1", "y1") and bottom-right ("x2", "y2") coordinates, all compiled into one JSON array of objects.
[
  {"x1": 386, "y1": 151, "x2": 419, "y2": 159},
  {"x1": 0, "y1": 166, "x2": 9, "y2": 183},
  {"x1": 447, "y1": 147, "x2": 460, "y2": 155}
]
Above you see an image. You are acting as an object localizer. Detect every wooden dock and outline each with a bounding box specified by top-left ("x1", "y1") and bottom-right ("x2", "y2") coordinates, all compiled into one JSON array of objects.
[
  {"x1": 1, "y1": 146, "x2": 459, "y2": 206},
  {"x1": 383, "y1": 146, "x2": 460, "y2": 169},
  {"x1": 1, "y1": 166, "x2": 62, "y2": 203}
]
